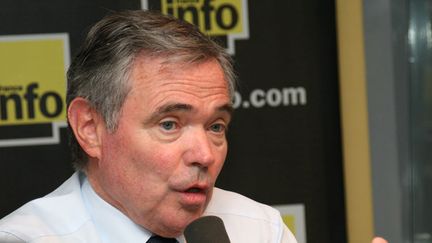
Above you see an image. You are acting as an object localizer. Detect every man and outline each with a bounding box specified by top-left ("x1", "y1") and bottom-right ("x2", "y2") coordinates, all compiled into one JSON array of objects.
[{"x1": 0, "y1": 10, "x2": 297, "y2": 242}]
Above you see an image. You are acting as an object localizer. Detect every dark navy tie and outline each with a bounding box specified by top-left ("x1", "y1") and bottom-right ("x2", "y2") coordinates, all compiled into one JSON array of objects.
[{"x1": 146, "y1": 235, "x2": 178, "y2": 243}]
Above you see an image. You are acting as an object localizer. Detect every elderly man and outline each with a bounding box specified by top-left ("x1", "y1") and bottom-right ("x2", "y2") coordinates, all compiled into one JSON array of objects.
[{"x1": 0, "y1": 10, "x2": 297, "y2": 242}]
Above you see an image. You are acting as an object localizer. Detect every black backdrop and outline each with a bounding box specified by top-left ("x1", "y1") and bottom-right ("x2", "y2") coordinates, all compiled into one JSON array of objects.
[{"x1": 0, "y1": 1, "x2": 346, "y2": 242}]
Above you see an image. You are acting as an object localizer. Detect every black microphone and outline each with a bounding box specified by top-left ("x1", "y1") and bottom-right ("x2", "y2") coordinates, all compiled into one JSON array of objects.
[{"x1": 184, "y1": 216, "x2": 231, "y2": 243}]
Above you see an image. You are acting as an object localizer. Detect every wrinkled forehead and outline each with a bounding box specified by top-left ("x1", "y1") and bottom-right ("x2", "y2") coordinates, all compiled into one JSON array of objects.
[
  {"x1": 129, "y1": 54, "x2": 230, "y2": 93},
  {"x1": 124, "y1": 55, "x2": 232, "y2": 120}
]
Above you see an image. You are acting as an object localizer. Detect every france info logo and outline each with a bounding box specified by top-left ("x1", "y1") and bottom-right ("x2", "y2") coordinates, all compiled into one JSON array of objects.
[
  {"x1": 142, "y1": 0, "x2": 249, "y2": 55},
  {"x1": 0, "y1": 34, "x2": 70, "y2": 147}
]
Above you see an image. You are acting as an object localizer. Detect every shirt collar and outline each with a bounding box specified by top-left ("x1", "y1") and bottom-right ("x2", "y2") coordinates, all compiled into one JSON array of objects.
[{"x1": 81, "y1": 175, "x2": 153, "y2": 243}]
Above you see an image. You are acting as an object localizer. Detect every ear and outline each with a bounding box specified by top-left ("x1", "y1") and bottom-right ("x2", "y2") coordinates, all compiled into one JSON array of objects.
[{"x1": 68, "y1": 97, "x2": 105, "y2": 160}]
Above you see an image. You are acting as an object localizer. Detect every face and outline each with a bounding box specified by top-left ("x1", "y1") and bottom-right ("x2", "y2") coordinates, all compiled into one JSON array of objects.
[{"x1": 88, "y1": 57, "x2": 232, "y2": 237}]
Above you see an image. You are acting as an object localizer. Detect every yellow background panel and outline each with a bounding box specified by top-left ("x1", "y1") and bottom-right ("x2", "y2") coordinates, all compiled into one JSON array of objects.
[
  {"x1": 161, "y1": 0, "x2": 244, "y2": 35},
  {"x1": 282, "y1": 215, "x2": 297, "y2": 236},
  {"x1": 0, "y1": 37, "x2": 67, "y2": 125}
]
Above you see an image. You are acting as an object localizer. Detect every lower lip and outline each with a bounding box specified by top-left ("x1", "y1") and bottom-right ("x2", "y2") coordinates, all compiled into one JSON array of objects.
[{"x1": 178, "y1": 191, "x2": 208, "y2": 207}]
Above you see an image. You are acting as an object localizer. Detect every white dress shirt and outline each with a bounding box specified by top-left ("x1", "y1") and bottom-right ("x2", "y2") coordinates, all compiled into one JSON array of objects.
[{"x1": 0, "y1": 172, "x2": 297, "y2": 243}]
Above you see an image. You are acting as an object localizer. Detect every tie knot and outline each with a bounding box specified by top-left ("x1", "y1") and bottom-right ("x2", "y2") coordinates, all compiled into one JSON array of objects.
[{"x1": 147, "y1": 235, "x2": 178, "y2": 243}]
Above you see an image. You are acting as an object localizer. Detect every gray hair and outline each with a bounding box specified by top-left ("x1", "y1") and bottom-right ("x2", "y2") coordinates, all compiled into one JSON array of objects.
[{"x1": 67, "y1": 10, "x2": 236, "y2": 170}]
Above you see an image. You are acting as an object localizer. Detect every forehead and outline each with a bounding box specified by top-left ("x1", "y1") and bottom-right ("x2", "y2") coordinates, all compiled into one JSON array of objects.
[{"x1": 129, "y1": 56, "x2": 229, "y2": 97}]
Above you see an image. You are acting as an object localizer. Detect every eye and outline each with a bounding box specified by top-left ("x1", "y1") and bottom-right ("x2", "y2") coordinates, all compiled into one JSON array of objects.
[
  {"x1": 160, "y1": 120, "x2": 177, "y2": 131},
  {"x1": 209, "y1": 123, "x2": 226, "y2": 133}
]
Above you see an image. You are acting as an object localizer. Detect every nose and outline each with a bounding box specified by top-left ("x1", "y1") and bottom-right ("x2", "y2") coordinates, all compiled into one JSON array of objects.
[{"x1": 183, "y1": 127, "x2": 215, "y2": 168}]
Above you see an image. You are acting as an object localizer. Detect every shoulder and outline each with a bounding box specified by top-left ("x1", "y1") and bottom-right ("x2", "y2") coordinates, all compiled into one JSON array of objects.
[
  {"x1": 0, "y1": 231, "x2": 25, "y2": 242},
  {"x1": 0, "y1": 172, "x2": 97, "y2": 242},
  {"x1": 206, "y1": 187, "x2": 281, "y2": 221},
  {"x1": 205, "y1": 188, "x2": 297, "y2": 243}
]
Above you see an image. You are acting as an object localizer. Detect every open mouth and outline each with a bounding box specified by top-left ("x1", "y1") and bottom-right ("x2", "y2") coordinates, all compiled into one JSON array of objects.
[
  {"x1": 179, "y1": 186, "x2": 208, "y2": 206},
  {"x1": 185, "y1": 187, "x2": 204, "y2": 193}
]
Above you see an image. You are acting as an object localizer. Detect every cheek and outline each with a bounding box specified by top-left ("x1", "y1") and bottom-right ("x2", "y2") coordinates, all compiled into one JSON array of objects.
[
  {"x1": 100, "y1": 131, "x2": 132, "y2": 163},
  {"x1": 99, "y1": 134, "x2": 171, "y2": 198},
  {"x1": 99, "y1": 135, "x2": 132, "y2": 184},
  {"x1": 102, "y1": 124, "x2": 181, "y2": 173},
  {"x1": 133, "y1": 140, "x2": 186, "y2": 180},
  {"x1": 211, "y1": 144, "x2": 228, "y2": 175},
  {"x1": 99, "y1": 131, "x2": 144, "y2": 184}
]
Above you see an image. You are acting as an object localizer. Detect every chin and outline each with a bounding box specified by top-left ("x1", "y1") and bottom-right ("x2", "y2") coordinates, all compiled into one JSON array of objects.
[
  {"x1": 158, "y1": 221, "x2": 189, "y2": 238},
  {"x1": 147, "y1": 212, "x2": 196, "y2": 237}
]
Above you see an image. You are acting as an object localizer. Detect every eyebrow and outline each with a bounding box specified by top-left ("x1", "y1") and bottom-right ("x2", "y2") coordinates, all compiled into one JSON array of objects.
[
  {"x1": 218, "y1": 104, "x2": 234, "y2": 117},
  {"x1": 146, "y1": 102, "x2": 234, "y2": 124},
  {"x1": 158, "y1": 103, "x2": 193, "y2": 114}
]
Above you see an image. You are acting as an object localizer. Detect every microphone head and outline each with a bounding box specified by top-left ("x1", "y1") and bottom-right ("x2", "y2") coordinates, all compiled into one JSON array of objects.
[{"x1": 184, "y1": 216, "x2": 231, "y2": 243}]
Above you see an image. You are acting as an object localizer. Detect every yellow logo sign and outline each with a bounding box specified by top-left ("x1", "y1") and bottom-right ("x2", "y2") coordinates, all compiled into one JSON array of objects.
[
  {"x1": 0, "y1": 34, "x2": 69, "y2": 146},
  {"x1": 273, "y1": 204, "x2": 307, "y2": 243},
  {"x1": 161, "y1": 0, "x2": 244, "y2": 35},
  {"x1": 142, "y1": 0, "x2": 249, "y2": 54}
]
